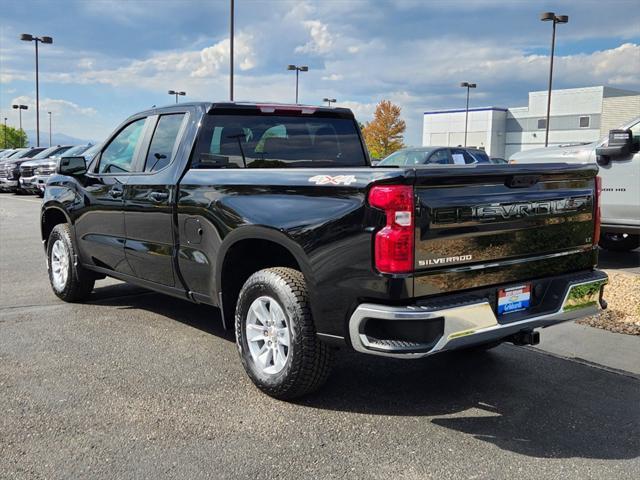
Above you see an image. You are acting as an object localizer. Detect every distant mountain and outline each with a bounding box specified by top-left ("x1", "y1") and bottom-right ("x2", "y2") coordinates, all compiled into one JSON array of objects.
[{"x1": 25, "y1": 130, "x2": 97, "y2": 147}]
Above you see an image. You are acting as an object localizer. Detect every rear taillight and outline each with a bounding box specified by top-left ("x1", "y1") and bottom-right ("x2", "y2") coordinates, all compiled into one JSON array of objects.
[
  {"x1": 593, "y1": 176, "x2": 602, "y2": 246},
  {"x1": 368, "y1": 185, "x2": 414, "y2": 273}
]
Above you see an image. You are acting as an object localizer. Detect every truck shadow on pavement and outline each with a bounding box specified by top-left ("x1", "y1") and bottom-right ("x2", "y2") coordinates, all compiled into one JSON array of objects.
[
  {"x1": 88, "y1": 283, "x2": 639, "y2": 461},
  {"x1": 88, "y1": 283, "x2": 234, "y2": 342},
  {"x1": 301, "y1": 347, "x2": 640, "y2": 461},
  {"x1": 597, "y1": 247, "x2": 640, "y2": 273}
]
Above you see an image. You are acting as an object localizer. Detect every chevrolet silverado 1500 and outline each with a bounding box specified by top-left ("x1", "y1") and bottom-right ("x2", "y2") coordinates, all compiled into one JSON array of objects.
[{"x1": 42, "y1": 102, "x2": 607, "y2": 399}]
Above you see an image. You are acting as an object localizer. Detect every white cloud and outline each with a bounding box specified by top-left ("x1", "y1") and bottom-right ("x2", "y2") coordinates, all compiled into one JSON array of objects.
[
  {"x1": 10, "y1": 96, "x2": 97, "y2": 117},
  {"x1": 0, "y1": 72, "x2": 27, "y2": 83},
  {"x1": 77, "y1": 58, "x2": 96, "y2": 70},
  {"x1": 295, "y1": 20, "x2": 335, "y2": 55},
  {"x1": 46, "y1": 32, "x2": 256, "y2": 90},
  {"x1": 194, "y1": 33, "x2": 255, "y2": 77},
  {"x1": 5, "y1": 95, "x2": 101, "y2": 141},
  {"x1": 321, "y1": 73, "x2": 343, "y2": 81},
  {"x1": 337, "y1": 100, "x2": 377, "y2": 124}
]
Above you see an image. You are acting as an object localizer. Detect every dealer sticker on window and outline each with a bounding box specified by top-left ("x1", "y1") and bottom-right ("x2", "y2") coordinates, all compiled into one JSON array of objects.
[{"x1": 497, "y1": 284, "x2": 531, "y2": 315}]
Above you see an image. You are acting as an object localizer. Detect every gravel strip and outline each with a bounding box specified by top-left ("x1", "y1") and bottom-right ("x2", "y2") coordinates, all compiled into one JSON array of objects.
[{"x1": 577, "y1": 270, "x2": 640, "y2": 335}]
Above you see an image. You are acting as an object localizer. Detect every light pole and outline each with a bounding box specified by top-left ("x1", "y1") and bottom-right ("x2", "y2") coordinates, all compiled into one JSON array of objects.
[
  {"x1": 323, "y1": 98, "x2": 336, "y2": 107},
  {"x1": 230, "y1": 0, "x2": 234, "y2": 101},
  {"x1": 3, "y1": 117, "x2": 7, "y2": 148},
  {"x1": 48, "y1": 111, "x2": 52, "y2": 146},
  {"x1": 540, "y1": 12, "x2": 568, "y2": 147},
  {"x1": 460, "y1": 82, "x2": 476, "y2": 147},
  {"x1": 12, "y1": 104, "x2": 28, "y2": 131},
  {"x1": 20, "y1": 33, "x2": 53, "y2": 147},
  {"x1": 287, "y1": 65, "x2": 308, "y2": 104},
  {"x1": 168, "y1": 90, "x2": 186, "y2": 103}
]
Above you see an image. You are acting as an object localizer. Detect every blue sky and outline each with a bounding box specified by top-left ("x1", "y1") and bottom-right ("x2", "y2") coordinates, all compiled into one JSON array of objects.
[{"x1": 1, "y1": 0, "x2": 639, "y2": 145}]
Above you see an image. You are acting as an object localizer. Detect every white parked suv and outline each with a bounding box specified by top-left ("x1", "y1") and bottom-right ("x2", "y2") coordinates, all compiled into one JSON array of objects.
[{"x1": 510, "y1": 117, "x2": 640, "y2": 252}]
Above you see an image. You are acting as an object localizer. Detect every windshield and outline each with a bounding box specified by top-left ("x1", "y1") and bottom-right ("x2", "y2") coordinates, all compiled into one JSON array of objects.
[
  {"x1": 32, "y1": 146, "x2": 70, "y2": 159},
  {"x1": 193, "y1": 114, "x2": 367, "y2": 168},
  {"x1": 14, "y1": 148, "x2": 45, "y2": 159},
  {"x1": 61, "y1": 144, "x2": 91, "y2": 158},
  {"x1": 379, "y1": 149, "x2": 432, "y2": 166}
]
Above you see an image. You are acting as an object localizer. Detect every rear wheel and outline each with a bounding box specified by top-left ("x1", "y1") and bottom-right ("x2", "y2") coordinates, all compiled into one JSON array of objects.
[
  {"x1": 599, "y1": 233, "x2": 640, "y2": 252},
  {"x1": 47, "y1": 224, "x2": 95, "y2": 302},
  {"x1": 235, "y1": 267, "x2": 333, "y2": 399}
]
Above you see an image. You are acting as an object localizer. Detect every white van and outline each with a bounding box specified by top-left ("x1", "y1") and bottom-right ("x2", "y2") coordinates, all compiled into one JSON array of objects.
[{"x1": 510, "y1": 117, "x2": 640, "y2": 252}]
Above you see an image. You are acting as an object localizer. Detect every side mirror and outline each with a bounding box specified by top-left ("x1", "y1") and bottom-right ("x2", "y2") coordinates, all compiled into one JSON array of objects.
[
  {"x1": 57, "y1": 156, "x2": 87, "y2": 176},
  {"x1": 595, "y1": 128, "x2": 633, "y2": 163}
]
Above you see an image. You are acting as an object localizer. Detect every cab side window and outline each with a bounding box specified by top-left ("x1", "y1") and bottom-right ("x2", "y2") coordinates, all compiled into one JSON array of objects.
[
  {"x1": 98, "y1": 118, "x2": 146, "y2": 174},
  {"x1": 427, "y1": 149, "x2": 451, "y2": 164},
  {"x1": 451, "y1": 148, "x2": 476, "y2": 165},
  {"x1": 144, "y1": 114, "x2": 186, "y2": 172}
]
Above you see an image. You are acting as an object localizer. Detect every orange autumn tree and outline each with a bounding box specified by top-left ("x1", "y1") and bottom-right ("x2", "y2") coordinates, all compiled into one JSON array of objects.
[{"x1": 362, "y1": 100, "x2": 406, "y2": 159}]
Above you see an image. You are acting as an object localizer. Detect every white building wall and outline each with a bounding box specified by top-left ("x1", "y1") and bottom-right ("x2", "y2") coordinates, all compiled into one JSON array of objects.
[
  {"x1": 422, "y1": 108, "x2": 506, "y2": 156},
  {"x1": 423, "y1": 86, "x2": 639, "y2": 160},
  {"x1": 601, "y1": 93, "x2": 640, "y2": 136}
]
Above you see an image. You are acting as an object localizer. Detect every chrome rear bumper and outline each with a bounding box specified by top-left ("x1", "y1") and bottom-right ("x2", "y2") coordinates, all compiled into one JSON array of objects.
[{"x1": 349, "y1": 272, "x2": 608, "y2": 358}]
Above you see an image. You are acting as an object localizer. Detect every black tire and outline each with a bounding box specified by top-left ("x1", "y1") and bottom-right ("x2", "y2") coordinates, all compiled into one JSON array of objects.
[
  {"x1": 235, "y1": 267, "x2": 333, "y2": 399},
  {"x1": 599, "y1": 233, "x2": 640, "y2": 252},
  {"x1": 47, "y1": 223, "x2": 95, "y2": 302}
]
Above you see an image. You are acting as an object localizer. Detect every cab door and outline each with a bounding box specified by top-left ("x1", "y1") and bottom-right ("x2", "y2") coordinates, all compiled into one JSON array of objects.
[
  {"x1": 75, "y1": 116, "x2": 149, "y2": 273},
  {"x1": 123, "y1": 112, "x2": 189, "y2": 287}
]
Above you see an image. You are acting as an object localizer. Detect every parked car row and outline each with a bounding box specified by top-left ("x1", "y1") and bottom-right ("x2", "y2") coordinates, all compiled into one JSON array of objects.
[{"x1": 0, "y1": 143, "x2": 100, "y2": 197}]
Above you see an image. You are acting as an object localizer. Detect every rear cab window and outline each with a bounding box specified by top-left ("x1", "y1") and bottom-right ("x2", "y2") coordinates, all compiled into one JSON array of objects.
[{"x1": 193, "y1": 111, "x2": 367, "y2": 168}]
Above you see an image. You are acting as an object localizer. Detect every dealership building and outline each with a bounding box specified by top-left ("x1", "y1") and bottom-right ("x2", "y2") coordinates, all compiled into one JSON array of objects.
[{"x1": 422, "y1": 86, "x2": 640, "y2": 159}]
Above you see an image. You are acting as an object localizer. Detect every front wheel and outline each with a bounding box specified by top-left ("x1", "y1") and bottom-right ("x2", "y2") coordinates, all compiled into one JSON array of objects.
[
  {"x1": 47, "y1": 224, "x2": 95, "y2": 302},
  {"x1": 599, "y1": 233, "x2": 640, "y2": 252},
  {"x1": 235, "y1": 267, "x2": 333, "y2": 399}
]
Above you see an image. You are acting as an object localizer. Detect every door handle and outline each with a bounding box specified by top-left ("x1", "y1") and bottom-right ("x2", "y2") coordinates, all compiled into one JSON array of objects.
[
  {"x1": 149, "y1": 191, "x2": 169, "y2": 202},
  {"x1": 108, "y1": 187, "x2": 123, "y2": 198}
]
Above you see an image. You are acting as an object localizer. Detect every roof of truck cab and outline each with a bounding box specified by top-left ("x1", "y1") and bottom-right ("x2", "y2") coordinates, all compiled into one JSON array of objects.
[{"x1": 137, "y1": 101, "x2": 354, "y2": 117}]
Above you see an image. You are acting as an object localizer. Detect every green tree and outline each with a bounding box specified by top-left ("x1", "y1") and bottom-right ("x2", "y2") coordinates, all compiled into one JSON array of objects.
[
  {"x1": 361, "y1": 100, "x2": 406, "y2": 159},
  {"x1": 1, "y1": 125, "x2": 28, "y2": 149}
]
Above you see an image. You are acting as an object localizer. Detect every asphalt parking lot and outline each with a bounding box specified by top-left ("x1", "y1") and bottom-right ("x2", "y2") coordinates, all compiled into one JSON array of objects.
[{"x1": 1, "y1": 193, "x2": 639, "y2": 480}]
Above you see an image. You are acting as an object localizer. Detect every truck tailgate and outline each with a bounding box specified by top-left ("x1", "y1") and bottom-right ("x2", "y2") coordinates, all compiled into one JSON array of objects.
[{"x1": 412, "y1": 163, "x2": 599, "y2": 297}]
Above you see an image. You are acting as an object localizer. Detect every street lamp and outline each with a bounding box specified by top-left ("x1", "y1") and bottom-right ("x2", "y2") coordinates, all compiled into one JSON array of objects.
[
  {"x1": 323, "y1": 98, "x2": 336, "y2": 107},
  {"x1": 12, "y1": 104, "x2": 28, "y2": 131},
  {"x1": 230, "y1": 0, "x2": 235, "y2": 101},
  {"x1": 48, "y1": 111, "x2": 52, "y2": 146},
  {"x1": 540, "y1": 12, "x2": 569, "y2": 147},
  {"x1": 3, "y1": 117, "x2": 7, "y2": 149},
  {"x1": 20, "y1": 33, "x2": 53, "y2": 147},
  {"x1": 460, "y1": 82, "x2": 476, "y2": 147},
  {"x1": 287, "y1": 65, "x2": 309, "y2": 104},
  {"x1": 168, "y1": 90, "x2": 186, "y2": 104}
]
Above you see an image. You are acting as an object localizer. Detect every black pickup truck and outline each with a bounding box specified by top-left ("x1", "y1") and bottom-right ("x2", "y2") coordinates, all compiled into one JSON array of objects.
[{"x1": 42, "y1": 102, "x2": 607, "y2": 399}]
